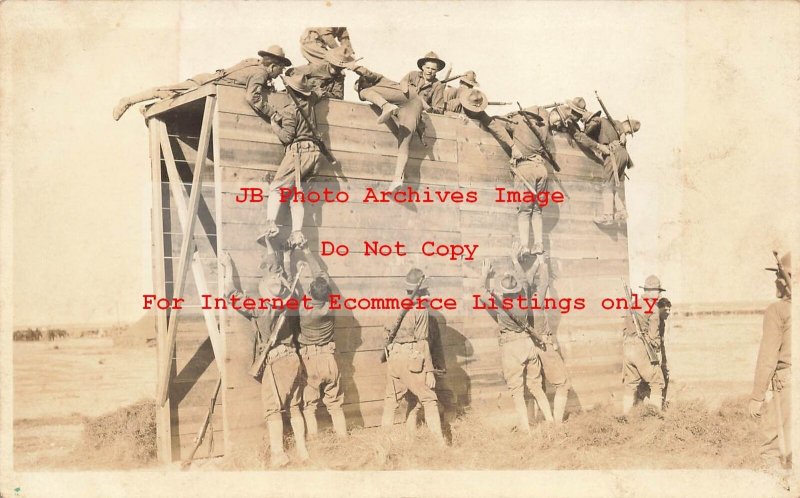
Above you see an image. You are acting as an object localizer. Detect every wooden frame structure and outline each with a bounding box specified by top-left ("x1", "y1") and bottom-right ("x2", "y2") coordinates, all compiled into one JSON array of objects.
[{"x1": 145, "y1": 82, "x2": 631, "y2": 464}]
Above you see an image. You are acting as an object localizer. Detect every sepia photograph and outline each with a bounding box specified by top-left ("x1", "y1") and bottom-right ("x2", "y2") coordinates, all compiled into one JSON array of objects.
[{"x1": 0, "y1": 1, "x2": 797, "y2": 497}]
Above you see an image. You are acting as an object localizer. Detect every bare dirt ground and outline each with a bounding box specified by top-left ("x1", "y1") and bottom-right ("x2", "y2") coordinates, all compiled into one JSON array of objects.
[{"x1": 12, "y1": 313, "x2": 779, "y2": 480}]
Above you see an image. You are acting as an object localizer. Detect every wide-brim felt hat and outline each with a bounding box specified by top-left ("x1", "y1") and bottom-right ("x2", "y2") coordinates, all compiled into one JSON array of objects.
[
  {"x1": 283, "y1": 73, "x2": 312, "y2": 96},
  {"x1": 460, "y1": 70, "x2": 479, "y2": 87},
  {"x1": 566, "y1": 97, "x2": 587, "y2": 115},
  {"x1": 765, "y1": 252, "x2": 792, "y2": 275},
  {"x1": 258, "y1": 45, "x2": 292, "y2": 67},
  {"x1": 639, "y1": 274, "x2": 666, "y2": 292},
  {"x1": 622, "y1": 117, "x2": 641, "y2": 134},
  {"x1": 405, "y1": 268, "x2": 429, "y2": 291},
  {"x1": 550, "y1": 105, "x2": 569, "y2": 125},
  {"x1": 497, "y1": 272, "x2": 522, "y2": 295},
  {"x1": 325, "y1": 46, "x2": 356, "y2": 68},
  {"x1": 417, "y1": 51, "x2": 445, "y2": 71},
  {"x1": 460, "y1": 88, "x2": 488, "y2": 113}
]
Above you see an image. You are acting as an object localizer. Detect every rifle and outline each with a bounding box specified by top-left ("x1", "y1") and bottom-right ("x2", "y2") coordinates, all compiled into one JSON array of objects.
[
  {"x1": 381, "y1": 275, "x2": 427, "y2": 362},
  {"x1": 488, "y1": 101, "x2": 512, "y2": 106},
  {"x1": 622, "y1": 279, "x2": 660, "y2": 364},
  {"x1": 771, "y1": 376, "x2": 790, "y2": 468},
  {"x1": 247, "y1": 263, "x2": 305, "y2": 379},
  {"x1": 515, "y1": 102, "x2": 561, "y2": 173},
  {"x1": 479, "y1": 290, "x2": 548, "y2": 350},
  {"x1": 594, "y1": 91, "x2": 622, "y2": 187},
  {"x1": 279, "y1": 76, "x2": 340, "y2": 170},
  {"x1": 418, "y1": 73, "x2": 466, "y2": 93},
  {"x1": 514, "y1": 102, "x2": 570, "y2": 199},
  {"x1": 181, "y1": 377, "x2": 222, "y2": 468},
  {"x1": 772, "y1": 250, "x2": 792, "y2": 297}
]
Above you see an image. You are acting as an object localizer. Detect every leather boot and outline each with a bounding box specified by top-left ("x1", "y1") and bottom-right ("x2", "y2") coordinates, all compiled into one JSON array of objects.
[
  {"x1": 377, "y1": 103, "x2": 399, "y2": 124},
  {"x1": 267, "y1": 417, "x2": 289, "y2": 468},
  {"x1": 423, "y1": 402, "x2": 446, "y2": 445},
  {"x1": 512, "y1": 393, "x2": 531, "y2": 434},
  {"x1": 330, "y1": 409, "x2": 348, "y2": 437}
]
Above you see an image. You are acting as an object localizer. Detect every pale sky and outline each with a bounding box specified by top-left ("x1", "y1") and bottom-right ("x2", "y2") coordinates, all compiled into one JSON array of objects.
[{"x1": 2, "y1": 1, "x2": 798, "y2": 326}]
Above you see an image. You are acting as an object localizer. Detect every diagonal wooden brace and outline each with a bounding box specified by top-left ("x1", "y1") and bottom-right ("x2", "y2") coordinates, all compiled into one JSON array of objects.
[{"x1": 156, "y1": 96, "x2": 217, "y2": 407}]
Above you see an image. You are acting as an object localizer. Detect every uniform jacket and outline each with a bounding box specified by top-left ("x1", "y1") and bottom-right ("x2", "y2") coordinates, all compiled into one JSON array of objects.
[
  {"x1": 228, "y1": 289, "x2": 299, "y2": 348},
  {"x1": 272, "y1": 96, "x2": 317, "y2": 146},
  {"x1": 623, "y1": 310, "x2": 662, "y2": 350},
  {"x1": 501, "y1": 111, "x2": 555, "y2": 159},
  {"x1": 400, "y1": 71, "x2": 445, "y2": 113},
  {"x1": 290, "y1": 62, "x2": 345, "y2": 100},
  {"x1": 752, "y1": 298, "x2": 792, "y2": 401},
  {"x1": 193, "y1": 58, "x2": 277, "y2": 119}
]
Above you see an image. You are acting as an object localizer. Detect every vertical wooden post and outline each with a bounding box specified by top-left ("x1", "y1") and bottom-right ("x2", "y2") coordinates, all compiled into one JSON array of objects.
[
  {"x1": 148, "y1": 117, "x2": 173, "y2": 462},
  {"x1": 157, "y1": 96, "x2": 216, "y2": 406}
]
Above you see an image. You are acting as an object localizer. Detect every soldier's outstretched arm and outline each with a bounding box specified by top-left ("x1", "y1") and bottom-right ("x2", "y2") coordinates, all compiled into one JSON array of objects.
[{"x1": 246, "y1": 71, "x2": 278, "y2": 120}]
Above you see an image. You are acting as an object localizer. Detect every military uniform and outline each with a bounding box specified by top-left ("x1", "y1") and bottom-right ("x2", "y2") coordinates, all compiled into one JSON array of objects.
[
  {"x1": 478, "y1": 267, "x2": 553, "y2": 432},
  {"x1": 381, "y1": 270, "x2": 445, "y2": 443},
  {"x1": 297, "y1": 258, "x2": 347, "y2": 436},
  {"x1": 288, "y1": 62, "x2": 345, "y2": 100},
  {"x1": 622, "y1": 307, "x2": 665, "y2": 413},
  {"x1": 261, "y1": 74, "x2": 322, "y2": 248},
  {"x1": 299, "y1": 27, "x2": 353, "y2": 64},
  {"x1": 353, "y1": 66, "x2": 426, "y2": 190},
  {"x1": 573, "y1": 115, "x2": 634, "y2": 223},
  {"x1": 222, "y1": 252, "x2": 308, "y2": 467},
  {"x1": 751, "y1": 252, "x2": 792, "y2": 468},
  {"x1": 400, "y1": 70, "x2": 446, "y2": 114},
  {"x1": 515, "y1": 255, "x2": 572, "y2": 422},
  {"x1": 113, "y1": 46, "x2": 291, "y2": 121},
  {"x1": 500, "y1": 107, "x2": 554, "y2": 256}
]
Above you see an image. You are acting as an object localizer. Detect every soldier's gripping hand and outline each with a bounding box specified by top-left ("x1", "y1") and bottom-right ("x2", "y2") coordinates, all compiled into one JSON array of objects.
[
  {"x1": 597, "y1": 144, "x2": 611, "y2": 156},
  {"x1": 481, "y1": 259, "x2": 494, "y2": 280},
  {"x1": 510, "y1": 144, "x2": 524, "y2": 164},
  {"x1": 425, "y1": 371, "x2": 436, "y2": 389},
  {"x1": 748, "y1": 399, "x2": 763, "y2": 419}
]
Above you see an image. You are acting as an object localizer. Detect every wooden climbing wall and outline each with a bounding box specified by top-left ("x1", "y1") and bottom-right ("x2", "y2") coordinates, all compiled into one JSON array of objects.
[{"x1": 146, "y1": 82, "x2": 629, "y2": 463}]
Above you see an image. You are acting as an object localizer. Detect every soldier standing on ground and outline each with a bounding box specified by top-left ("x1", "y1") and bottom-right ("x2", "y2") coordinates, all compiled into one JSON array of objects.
[
  {"x1": 299, "y1": 27, "x2": 354, "y2": 64},
  {"x1": 510, "y1": 242, "x2": 572, "y2": 423},
  {"x1": 621, "y1": 275, "x2": 666, "y2": 414},
  {"x1": 380, "y1": 268, "x2": 446, "y2": 445},
  {"x1": 220, "y1": 251, "x2": 309, "y2": 467},
  {"x1": 478, "y1": 260, "x2": 554, "y2": 433},
  {"x1": 494, "y1": 105, "x2": 555, "y2": 256},
  {"x1": 749, "y1": 252, "x2": 792, "y2": 472},
  {"x1": 296, "y1": 248, "x2": 348, "y2": 437},
  {"x1": 112, "y1": 45, "x2": 291, "y2": 120}
]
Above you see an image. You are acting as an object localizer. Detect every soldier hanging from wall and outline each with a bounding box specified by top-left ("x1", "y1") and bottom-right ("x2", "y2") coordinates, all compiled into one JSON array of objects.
[
  {"x1": 220, "y1": 250, "x2": 309, "y2": 468},
  {"x1": 446, "y1": 74, "x2": 515, "y2": 156},
  {"x1": 257, "y1": 73, "x2": 323, "y2": 250},
  {"x1": 571, "y1": 98, "x2": 641, "y2": 226},
  {"x1": 299, "y1": 27, "x2": 354, "y2": 65},
  {"x1": 112, "y1": 45, "x2": 292, "y2": 121}
]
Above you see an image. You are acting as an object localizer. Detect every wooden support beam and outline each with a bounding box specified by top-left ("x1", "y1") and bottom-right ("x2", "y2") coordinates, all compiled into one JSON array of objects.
[
  {"x1": 160, "y1": 125, "x2": 224, "y2": 375},
  {"x1": 148, "y1": 117, "x2": 173, "y2": 462},
  {"x1": 157, "y1": 96, "x2": 217, "y2": 407}
]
